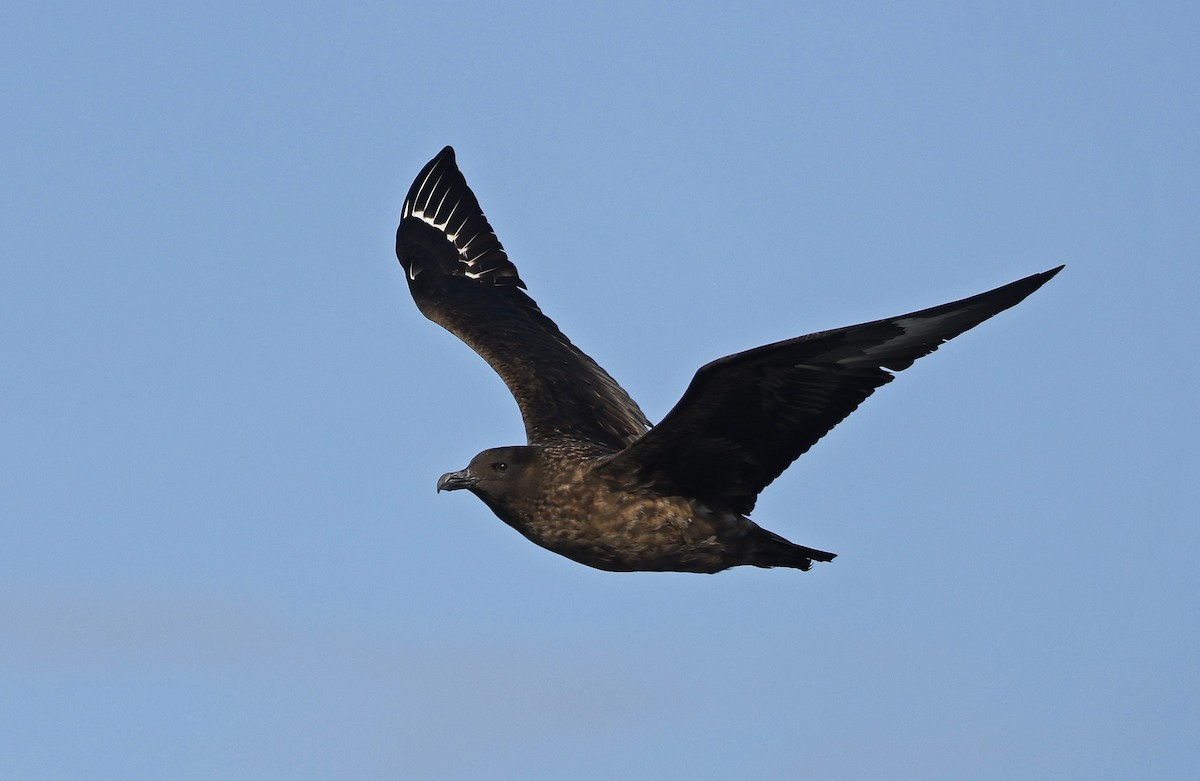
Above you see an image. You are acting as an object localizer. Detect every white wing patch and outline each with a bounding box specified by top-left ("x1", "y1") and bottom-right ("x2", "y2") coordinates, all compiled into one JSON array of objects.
[
  {"x1": 879, "y1": 315, "x2": 945, "y2": 345},
  {"x1": 400, "y1": 149, "x2": 517, "y2": 284},
  {"x1": 405, "y1": 181, "x2": 480, "y2": 268},
  {"x1": 846, "y1": 313, "x2": 968, "y2": 368}
]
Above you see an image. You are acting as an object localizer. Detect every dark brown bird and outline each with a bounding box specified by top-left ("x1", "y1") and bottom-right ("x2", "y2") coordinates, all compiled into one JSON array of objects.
[{"x1": 395, "y1": 146, "x2": 1061, "y2": 573}]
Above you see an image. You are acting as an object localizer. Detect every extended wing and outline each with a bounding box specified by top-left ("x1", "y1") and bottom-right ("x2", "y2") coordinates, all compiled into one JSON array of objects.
[
  {"x1": 396, "y1": 147, "x2": 650, "y2": 449},
  {"x1": 602, "y1": 267, "x2": 1062, "y2": 514}
]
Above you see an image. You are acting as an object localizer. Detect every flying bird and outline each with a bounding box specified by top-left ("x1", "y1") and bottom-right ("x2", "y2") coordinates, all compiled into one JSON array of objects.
[{"x1": 395, "y1": 146, "x2": 1061, "y2": 573}]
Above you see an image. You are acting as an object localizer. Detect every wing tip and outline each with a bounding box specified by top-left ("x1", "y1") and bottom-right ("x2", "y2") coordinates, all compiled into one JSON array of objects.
[
  {"x1": 1041, "y1": 264, "x2": 1066, "y2": 282},
  {"x1": 397, "y1": 146, "x2": 524, "y2": 289},
  {"x1": 1004, "y1": 263, "x2": 1065, "y2": 304}
]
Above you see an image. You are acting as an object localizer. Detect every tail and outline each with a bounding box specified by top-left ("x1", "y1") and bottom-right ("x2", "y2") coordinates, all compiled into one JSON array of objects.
[{"x1": 749, "y1": 529, "x2": 836, "y2": 571}]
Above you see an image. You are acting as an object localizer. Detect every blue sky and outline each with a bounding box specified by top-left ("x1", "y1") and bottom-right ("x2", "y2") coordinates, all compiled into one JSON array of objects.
[{"x1": 2, "y1": 1, "x2": 1196, "y2": 778}]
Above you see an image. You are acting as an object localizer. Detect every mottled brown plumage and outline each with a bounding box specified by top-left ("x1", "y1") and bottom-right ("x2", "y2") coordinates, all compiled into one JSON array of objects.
[{"x1": 396, "y1": 146, "x2": 1061, "y2": 573}]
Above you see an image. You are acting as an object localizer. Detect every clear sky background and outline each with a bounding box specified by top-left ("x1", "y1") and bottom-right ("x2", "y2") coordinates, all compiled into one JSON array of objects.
[{"x1": 2, "y1": 2, "x2": 1196, "y2": 779}]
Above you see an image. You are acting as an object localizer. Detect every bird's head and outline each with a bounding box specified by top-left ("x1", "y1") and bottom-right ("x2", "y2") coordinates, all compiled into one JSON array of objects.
[{"x1": 437, "y1": 445, "x2": 539, "y2": 505}]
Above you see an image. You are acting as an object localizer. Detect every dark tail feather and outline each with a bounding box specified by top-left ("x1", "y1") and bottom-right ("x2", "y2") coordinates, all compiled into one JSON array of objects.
[{"x1": 751, "y1": 530, "x2": 836, "y2": 571}]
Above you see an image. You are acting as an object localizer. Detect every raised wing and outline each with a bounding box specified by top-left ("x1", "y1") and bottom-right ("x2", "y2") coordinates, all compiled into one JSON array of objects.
[
  {"x1": 396, "y1": 147, "x2": 650, "y2": 449},
  {"x1": 602, "y1": 267, "x2": 1063, "y2": 514}
]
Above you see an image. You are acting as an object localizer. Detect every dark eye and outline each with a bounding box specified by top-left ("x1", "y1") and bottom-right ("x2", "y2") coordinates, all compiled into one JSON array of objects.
[{"x1": 492, "y1": 461, "x2": 508, "y2": 473}]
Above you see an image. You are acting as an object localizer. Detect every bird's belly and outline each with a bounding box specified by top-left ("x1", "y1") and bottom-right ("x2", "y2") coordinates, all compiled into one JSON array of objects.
[{"x1": 514, "y1": 499, "x2": 730, "y2": 573}]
